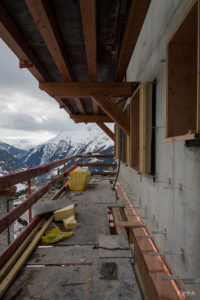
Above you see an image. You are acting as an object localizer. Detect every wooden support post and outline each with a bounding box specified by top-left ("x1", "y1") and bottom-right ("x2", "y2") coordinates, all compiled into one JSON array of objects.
[
  {"x1": 91, "y1": 95, "x2": 130, "y2": 135},
  {"x1": 96, "y1": 122, "x2": 114, "y2": 141}
]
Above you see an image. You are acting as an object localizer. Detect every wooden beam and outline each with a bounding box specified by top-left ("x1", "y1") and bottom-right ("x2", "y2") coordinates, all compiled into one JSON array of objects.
[
  {"x1": 115, "y1": 0, "x2": 151, "y2": 81},
  {"x1": 96, "y1": 122, "x2": 114, "y2": 141},
  {"x1": 80, "y1": 0, "x2": 98, "y2": 114},
  {"x1": 40, "y1": 82, "x2": 134, "y2": 97},
  {"x1": 91, "y1": 95, "x2": 130, "y2": 135},
  {"x1": 26, "y1": 0, "x2": 72, "y2": 81},
  {"x1": 73, "y1": 98, "x2": 85, "y2": 114},
  {"x1": 0, "y1": 4, "x2": 50, "y2": 81},
  {"x1": 71, "y1": 114, "x2": 113, "y2": 123},
  {"x1": 26, "y1": 1, "x2": 86, "y2": 115},
  {"x1": 80, "y1": 0, "x2": 97, "y2": 81}
]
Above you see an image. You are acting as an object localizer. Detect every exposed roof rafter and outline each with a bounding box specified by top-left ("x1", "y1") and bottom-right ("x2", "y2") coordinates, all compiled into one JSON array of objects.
[
  {"x1": 80, "y1": 0, "x2": 99, "y2": 114},
  {"x1": 0, "y1": 3, "x2": 50, "y2": 81},
  {"x1": 26, "y1": 0, "x2": 72, "y2": 81}
]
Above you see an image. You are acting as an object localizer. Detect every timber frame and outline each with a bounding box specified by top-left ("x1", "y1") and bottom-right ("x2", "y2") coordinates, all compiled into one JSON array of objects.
[
  {"x1": 115, "y1": 83, "x2": 153, "y2": 174},
  {"x1": 164, "y1": 0, "x2": 200, "y2": 142},
  {"x1": 0, "y1": 0, "x2": 151, "y2": 138}
]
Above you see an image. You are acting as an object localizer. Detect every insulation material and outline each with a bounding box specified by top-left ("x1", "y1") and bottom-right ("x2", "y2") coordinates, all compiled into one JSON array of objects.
[{"x1": 54, "y1": 204, "x2": 75, "y2": 221}]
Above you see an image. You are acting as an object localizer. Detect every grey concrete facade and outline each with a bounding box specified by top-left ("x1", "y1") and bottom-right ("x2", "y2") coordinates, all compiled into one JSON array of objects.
[{"x1": 119, "y1": 0, "x2": 200, "y2": 297}]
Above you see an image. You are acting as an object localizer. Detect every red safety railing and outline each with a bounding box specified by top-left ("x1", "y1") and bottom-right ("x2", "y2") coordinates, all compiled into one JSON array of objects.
[{"x1": 0, "y1": 153, "x2": 116, "y2": 269}]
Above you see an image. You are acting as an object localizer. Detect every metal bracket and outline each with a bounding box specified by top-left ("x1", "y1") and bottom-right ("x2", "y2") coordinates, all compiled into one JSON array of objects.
[
  {"x1": 151, "y1": 229, "x2": 167, "y2": 236},
  {"x1": 161, "y1": 275, "x2": 200, "y2": 284},
  {"x1": 149, "y1": 249, "x2": 184, "y2": 257}
]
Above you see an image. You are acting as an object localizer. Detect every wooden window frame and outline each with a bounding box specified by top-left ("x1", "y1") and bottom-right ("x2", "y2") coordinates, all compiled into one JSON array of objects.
[
  {"x1": 164, "y1": 0, "x2": 200, "y2": 142},
  {"x1": 130, "y1": 83, "x2": 152, "y2": 174}
]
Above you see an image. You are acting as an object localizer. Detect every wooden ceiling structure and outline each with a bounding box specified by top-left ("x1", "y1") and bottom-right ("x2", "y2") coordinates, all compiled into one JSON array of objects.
[{"x1": 0, "y1": 0, "x2": 151, "y2": 140}]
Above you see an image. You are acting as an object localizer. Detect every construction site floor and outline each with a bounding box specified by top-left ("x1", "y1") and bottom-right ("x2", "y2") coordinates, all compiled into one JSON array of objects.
[{"x1": 2, "y1": 177, "x2": 142, "y2": 300}]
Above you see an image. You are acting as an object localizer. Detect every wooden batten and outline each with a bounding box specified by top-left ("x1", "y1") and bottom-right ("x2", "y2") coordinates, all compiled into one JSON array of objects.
[
  {"x1": 91, "y1": 95, "x2": 130, "y2": 135},
  {"x1": 139, "y1": 84, "x2": 152, "y2": 174},
  {"x1": 130, "y1": 84, "x2": 152, "y2": 174},
  {"x1": 115, "y1": 124, "x2": 120, "y2": 159}
]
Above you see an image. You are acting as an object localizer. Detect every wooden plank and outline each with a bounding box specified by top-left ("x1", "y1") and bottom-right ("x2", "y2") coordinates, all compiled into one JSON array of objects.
[
  {"x1": 130, "y1": 87, "x2": 140, "y2": 170},
  {"x1": 0, "y1": 216, "x2": 53, "y2": 298},
  {"x1": 115, "y1": 124, "x2": 119, "y2": 159},
  {"x1": 112, "y1": 208, "x2": 127, "y2": 237},
  {"x1": 39, "y1": 82, "x2": 135, "y2": 97},
  {"x1": 115, "y1": 0, "x2": 151, "y2": 81},
  {"x1": 197, "y1": 0, "x2": 200, "y2": 133},
  {"x1": 91, "y1": 95, "x2": 130, "y2": 135},
  {"x1": 163, "y1": 133, "x2": 198, "y2": 142},
  {"x1": 26, "y1": 0, "x2": 72, "y2": 81},
  {"x1": 0, "y1": 215, "x2": 42, "y2": 270},
  {"x1": 71, "y1": 114, "x2": 113, "y2": 123},
  {"x1": 0, "y1": 219, "x2": 44, "y2": 282},
  {"x1": 96, "y1": 122, "x2": 114, "y2": 141},
  {"x1": 139, "y1": 83, "x2": 152, "y2": 174},
  {"x1": 120, "y1": 221, "x2": 146, "y2": 228},
  {"x1": 0, "y1": 4, "x2": 50, "y2": 82}
]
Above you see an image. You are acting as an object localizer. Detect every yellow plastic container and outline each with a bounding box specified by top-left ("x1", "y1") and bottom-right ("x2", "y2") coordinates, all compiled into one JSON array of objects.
[{"x1": 69, "y1": 167, "x2": 91, "y2": 191}]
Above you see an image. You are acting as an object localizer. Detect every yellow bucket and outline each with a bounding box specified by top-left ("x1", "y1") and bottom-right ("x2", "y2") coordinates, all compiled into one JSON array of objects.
[{"x1": 69, "y1": 167, "x2": 91, "y2": 191}]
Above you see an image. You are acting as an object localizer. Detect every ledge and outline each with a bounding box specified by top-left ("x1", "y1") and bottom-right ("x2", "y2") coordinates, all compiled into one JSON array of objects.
[{"x1": 163, "y1": 133, "x2": 199, "y2": 142}]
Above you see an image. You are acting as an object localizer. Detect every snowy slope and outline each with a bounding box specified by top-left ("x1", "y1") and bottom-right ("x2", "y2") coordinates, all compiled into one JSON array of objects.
[{"x1": 24, "y1": 127, "x2": 114, "y2": 167}]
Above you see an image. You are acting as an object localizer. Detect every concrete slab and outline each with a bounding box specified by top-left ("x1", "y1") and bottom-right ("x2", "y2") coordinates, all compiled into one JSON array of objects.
[
  {"x1": 27, "y1": 245, "x2": 99, "y2": 265},
  {"x1": 2, "y1": 265, "x2": 91, "y2": 300},
  {"x1": 91, "y1": 258, "x2": 142, "y2": 300},
  {"x1": 99, "y1": 235, "x2": 132, "y2": 258}
]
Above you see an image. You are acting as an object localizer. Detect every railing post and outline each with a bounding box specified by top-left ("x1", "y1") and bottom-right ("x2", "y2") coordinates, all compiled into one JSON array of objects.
[
  {"x1": 63, "y1": 164, "x2": 66, "y2": 185},
  {"x1": 73, "y1": 159, "x2": 76, "y2": 169},
  {"x1": 27, "y1": 178, "x2": 32, "y2": 223}
]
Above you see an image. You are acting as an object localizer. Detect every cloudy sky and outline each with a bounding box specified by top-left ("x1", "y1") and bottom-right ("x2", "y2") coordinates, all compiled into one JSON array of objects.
[{"x1": 0, "y1": 40, "x2": 111, "y2": 146}]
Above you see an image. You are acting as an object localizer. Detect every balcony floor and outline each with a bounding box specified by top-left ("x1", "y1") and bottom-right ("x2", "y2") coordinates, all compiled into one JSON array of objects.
[{"x1": 2, "y1": 177, "x2": 142, "y2": 300}]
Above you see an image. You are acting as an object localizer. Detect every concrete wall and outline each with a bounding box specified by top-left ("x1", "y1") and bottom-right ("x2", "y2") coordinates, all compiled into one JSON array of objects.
[{"x1": 119, "y1": 0, "x2": 200, "y2": 297}]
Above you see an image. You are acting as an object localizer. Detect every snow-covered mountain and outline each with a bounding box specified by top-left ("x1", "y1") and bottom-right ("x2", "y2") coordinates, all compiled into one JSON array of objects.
[
  {"x1": 0, "y1": 127, "x2": 114, "y2": 175},
  {"x1": 24, "y1": 127, "x2": 114, "y2": 167}
]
